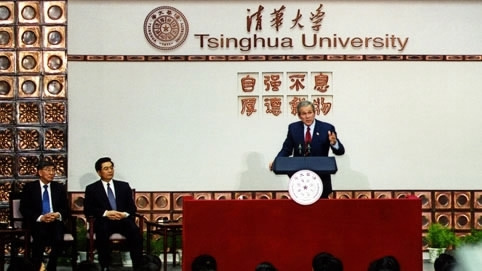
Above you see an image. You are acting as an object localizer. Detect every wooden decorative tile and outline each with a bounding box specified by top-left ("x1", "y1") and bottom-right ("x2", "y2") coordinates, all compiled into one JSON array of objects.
[
  {"x1": 43, "y1": 51, "x2": 66, "y2": 74},
  {"x1": 454, "y1": 191, "x2": 471, "y2": 209},
  {"x1": 255, "y1": 192, "x2": 273, "y2": 199},
  {"x1": 234, "y1": 192, "x2": 253, "y2": 200},
  {"x1": 414, "y1": 191, "x2": 432, "y2": 210},
  {"x1": 0, "y1": 76, "x2": 14, "y2": 98},
  {"x1": 172, "y1": 192, "x2": 193, "y2": 211},
  {"x1": 335, "y1": 191, "x2": 353, "y2": 199},
  {"x1": 373, "y1": 191, "x2": 392, "y2": 199},
  {"x1": 474, "y1": 192, "x2": 482, "y2": 209},
  {"x1": 0, "y1": 3, "x2": 15, "y2": 24},
  {"x1": 43, "y1": 26, "x2": 66, "y2": 48},
  {"x1": 275, "y1": 192, "x2": 290, "y2": 199},
  {"x1": 434, "y1": 191, "x2": 452, "y2": 209},
  {"x1": 18, "y1": 76, "x2": 41, "y2": 98},
  {"x1": 213, "y1": 192, "x2": 232, "y2": 200},
  {"x1": 0, "y1": 51, "x2": 16, "y2": 73},
  {"x1": 0, "y1": 128, "x2": 14, "y2": 152},
  {"x1": 17, "y1": 51, "x2": 42, "y2": 73},
  {"x1": 454, "y1": 212, "x2": 472, "y2": 230},
  {"x1": 172, "y1": 213, "x2": 183, "y2": 222},
  {"x1": 70, "y1": 192, "x2": 85, "y2": 212},
  {"x1": 0, "y1": 102, "x2": 15, "y2": 124},
  {"x1": 354, "y1": 191, "x2": 371, "y2": 199},
  {"x1": 421, "y1": 212, "x2": 432, "y2": 230},
  {"x1": 151, "y1": 212, "x2": 170, "y2": 223},
  {"x1": 17, "y1": 25, "x2": 41, "y2": 48},
  {"x1": 18, "y1": 1, "x2": 41, "y2": 24},
  {"x1": 152, "y1": 193, "x2": 170, "y2": 211},
  {"x1": 42, "y1": 1, "x2": 67, "y2": 24},
  {"x1": 193, "y1": 192, "x2": 211, "y2": 200},
  {"x1": 474, "y1": 212, "x2": 482, "y2": 230},
  {"x1": 135, "y1": 192, "x2": 151, "y2": 211},
  {"x1": 434, "y1": 212, "x2": 453, "y2": 228},
  {"x1": 17, "y1": 102, "x2": 40, "y2": 124},
  {"x1": 393, "y1": 191, "x2": 412, "y2": 199}
]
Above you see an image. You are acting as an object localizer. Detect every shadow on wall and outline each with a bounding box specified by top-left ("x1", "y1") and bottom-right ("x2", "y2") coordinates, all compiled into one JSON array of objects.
[
  {"x1": 78, "y1": 173, "x2": 99, "y2": 190},
  {"x1": 239, "y1": 152, "x2": 288, "y2": 191},
  {"x1": 332, "y1": 154, "x2": 370, "y2": 190}
]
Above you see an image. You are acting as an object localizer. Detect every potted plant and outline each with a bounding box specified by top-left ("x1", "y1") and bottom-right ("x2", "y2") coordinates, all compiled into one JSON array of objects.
[
  {"x1": 459, "y1": 229, "x2": 482, "y2": 246},
  {"x1": 425, "y1": 223, "x2": 458, "y2": 263},
  {"x1": 143, "y1": 232, "x2": 183, "y2": 265},
  {"x1": 76, "y1": 219, "x2": 89, "y2": 262}
]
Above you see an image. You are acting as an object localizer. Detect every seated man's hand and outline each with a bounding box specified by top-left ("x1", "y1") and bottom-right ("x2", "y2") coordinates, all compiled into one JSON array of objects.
[
  {"x1": 105, "y1": 210, "x2": 126, "y2": 220},
  {"x1": 41, "y1": 212, "x2": 59, "y2": 223}
]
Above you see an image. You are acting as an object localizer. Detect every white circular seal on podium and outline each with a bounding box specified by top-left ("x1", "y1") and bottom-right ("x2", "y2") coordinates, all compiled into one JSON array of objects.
[{"x1": 288, "y1": 169, "x2": 323, "y2": 205}]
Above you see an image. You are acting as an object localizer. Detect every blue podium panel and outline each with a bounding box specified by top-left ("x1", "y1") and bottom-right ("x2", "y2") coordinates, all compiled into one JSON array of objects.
[{"x1": 272, "y1": 156, "x2": 337, "y2": 175}]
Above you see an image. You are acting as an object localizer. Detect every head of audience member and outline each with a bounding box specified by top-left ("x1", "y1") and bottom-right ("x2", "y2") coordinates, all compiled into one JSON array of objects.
[
  {"x1": 78, "y1": 260, "x2": 101, "y2": 271},
  {"x1": 434, "y1": 253, "x2": 457, "y2": 271},
  {"x1": 137, "y1": 254, "x2": 162, "y2": 271},
  {"x1": 367, "y1": 255, "x2": 400, "y2": 271},
  {"x1": 95, "y1": 157, "x2": 115, "y2": 181},
  {"x1": 312, "y1": 252, "x2": 343, "y2": 271},
  {"x1": 255, "y1": 261, "x2": 277, "y2": 271},
  {"x1": 7, "y1": 257, "x2": 35, "y2": 271},
  {"x1": 37, "y1": 159, "x2": 56, "y2": 184},
  {"x1": 192, "y1": 254, "x2": 217, "y2": 271}
]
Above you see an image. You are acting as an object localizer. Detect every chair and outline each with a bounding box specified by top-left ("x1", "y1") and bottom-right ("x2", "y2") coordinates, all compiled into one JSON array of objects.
[
  {"x1": 9, "y1": 192, "x2": 78, "y2": 270},
  {"x1": 8, "y1": 193, "x2": 30, "y2": 258},
  {"x1": 85, "y1": 189, "x2": 145, "y2": 263}
]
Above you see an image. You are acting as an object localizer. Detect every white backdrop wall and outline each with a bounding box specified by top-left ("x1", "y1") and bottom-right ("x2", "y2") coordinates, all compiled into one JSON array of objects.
[{"x1": 67, "y1": 1, "x2": 482, "y2": 191}]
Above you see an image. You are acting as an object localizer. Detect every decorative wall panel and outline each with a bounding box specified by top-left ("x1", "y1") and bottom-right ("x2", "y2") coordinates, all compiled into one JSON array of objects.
[{"x1": 0, "y1": 1, "x2": 67, "y2": 206}]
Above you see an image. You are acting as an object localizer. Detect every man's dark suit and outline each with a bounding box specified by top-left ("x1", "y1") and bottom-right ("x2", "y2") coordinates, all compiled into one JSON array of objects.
[
  {"x1": 276, "y1": 119, "x2": 345, "y2": 198},
  {"x1": 83, "y1": 179, "x2": 142, "y2": 269},
  {"x1": 20, "y1": 180, "x2": 69, "y2": 271}
]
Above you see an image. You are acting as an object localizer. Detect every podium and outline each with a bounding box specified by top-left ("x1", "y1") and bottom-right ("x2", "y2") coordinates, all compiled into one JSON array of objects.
[
  {"x1": 272, "y1": 156, "x2": 338, "y2": 176},
  {"x1": 272, "y1": 156, "x2": 338, "y2": 203}
]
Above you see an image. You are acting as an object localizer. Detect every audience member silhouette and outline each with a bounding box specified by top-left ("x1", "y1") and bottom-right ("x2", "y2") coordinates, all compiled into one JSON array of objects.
[
  {"x1": 312, "y1": 252, "x2": 343, "y2": 271},
  {"x1": 138, "y1": 254, "x2": 163, "y2": 271},
  {"x1": 434, "y1": 253, "x2": 457, "y2": 271},
  {"x1": 367, "y1": 255, "x2": 400, "y2": 271},
  {"x1": 7, "y1": 257, "x2": 36, "y2": 271},
  {"x1": 78, "y1": 260, "x2": 101, "y2": 271},
  {"x1": 192, "y1": 254, "x2": 217, "y2": 271},
  {"x1": 255, "y1": 261, "x2": 277, "y2": 271}
]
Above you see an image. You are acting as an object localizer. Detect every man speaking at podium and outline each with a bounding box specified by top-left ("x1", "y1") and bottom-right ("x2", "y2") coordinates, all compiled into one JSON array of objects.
[{"x1": 270, "y1": 100, "x2": 345, "y2": 198}]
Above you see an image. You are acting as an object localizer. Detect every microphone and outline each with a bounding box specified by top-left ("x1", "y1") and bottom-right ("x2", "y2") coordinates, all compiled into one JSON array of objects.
[
  {"x1": 298, "y1": 144, "x2": 302, "y2": 155},
  {"x1": 307, "y1": 143, "x2": 311, "y2": 156}
]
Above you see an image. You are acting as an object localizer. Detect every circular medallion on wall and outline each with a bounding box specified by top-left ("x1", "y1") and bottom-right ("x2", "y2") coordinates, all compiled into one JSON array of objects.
[
  {"x1": 144, "y1": 6, "x2": 189, "y2": 50},
  {"x1": 288, "y1": 170, "x2": 323, "y2": 205}
]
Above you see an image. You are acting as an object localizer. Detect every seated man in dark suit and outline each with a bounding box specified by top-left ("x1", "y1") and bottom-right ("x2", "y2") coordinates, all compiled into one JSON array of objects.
[
  {"x1": 83, "y1": 157, "x2": 143, "y2": 270},
  {"x1": 20, "y1": 159, "x2": 69, "y2": 271}
]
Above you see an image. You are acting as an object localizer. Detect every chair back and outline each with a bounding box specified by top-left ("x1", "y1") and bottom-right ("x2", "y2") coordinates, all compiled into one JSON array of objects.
[{"x1": 9, "y1": 192, "x2": 24, "y2": 229}]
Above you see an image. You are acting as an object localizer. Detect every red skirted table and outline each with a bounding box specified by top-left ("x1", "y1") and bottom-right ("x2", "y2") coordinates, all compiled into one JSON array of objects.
[{"x1": 183, "y1": 198, "x2": 422, "y2": 271}]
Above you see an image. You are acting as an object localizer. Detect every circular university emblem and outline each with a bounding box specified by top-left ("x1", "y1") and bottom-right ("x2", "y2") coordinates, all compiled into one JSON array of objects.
[
  {"x1": 288, "y1": 170, "x2": 323, "y2": 205},
  {"x1": 143, "y1": 6, "x2": 189, "y2": 50}
]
